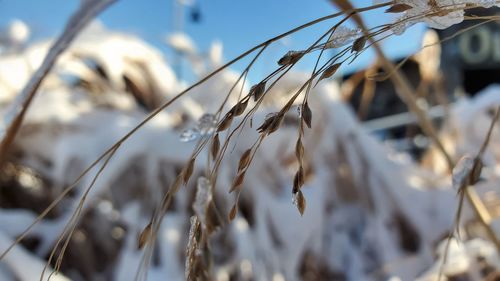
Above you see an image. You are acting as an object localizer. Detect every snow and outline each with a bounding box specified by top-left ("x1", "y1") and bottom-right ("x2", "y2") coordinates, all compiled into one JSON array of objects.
[
  {"x1": 193, "y1": 177, "x2": 213, "y2": 229},
  {"x1": 325, "y1": 26, "x2": 362, "y2": 49},
  {"x1": 0, "y1": 231, "x2": 71, "y2": 281},
  {"x1": 3, "y1": 20, "x2": 30, "y2": 46},
  {"x1": 385, "y1": 0, "x2": 500, "y2": 35},
  {"x1": 166, "y1": 32, "x2": 197, "y2": 55},
  {"x1": 179, "y1": 113, "x2": 217, "y2": 142}
]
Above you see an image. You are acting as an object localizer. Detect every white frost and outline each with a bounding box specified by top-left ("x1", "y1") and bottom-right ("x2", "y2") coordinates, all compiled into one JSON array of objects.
[{"x1": 193, "y1": 177, "x2": 213, "y2": 228}]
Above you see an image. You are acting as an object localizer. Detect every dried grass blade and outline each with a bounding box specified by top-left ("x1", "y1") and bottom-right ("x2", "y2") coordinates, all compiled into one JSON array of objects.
[
  {"x1": 211, "y1": 134, "x2": 220, "y2": 160},
  {"x1": 302, "y1": 102, "x2": 312, "y2": 128},
  {"x1": 230, "y1": 172, "x2": 245, "y2": 193},
  {"x1": 238, "y1": 149, "x2": 252, "y2": 171},
  {"x1": 228, "y1": 204, "x2": 238, "y2": 221},
  {"x1": 183, "y1": 158, "x2": 196, "y2": 185}
]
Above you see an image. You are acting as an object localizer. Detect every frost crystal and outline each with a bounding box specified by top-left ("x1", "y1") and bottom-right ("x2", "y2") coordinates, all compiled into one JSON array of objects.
[
  {"x1": 391, "y1": 15, "x2": 416, "y2": 35},
  {"x1": 180, "y1": 128, "x2": 201, "y2": 142},
  {"x1": 187, "y1": 216, "x2": 198, "y2": 246},
  {"x1": 193, "y1": 177, "x2": 213, "y2": 229},
  {"x1": 197, "y1": 113, "x2": 217, "y2": 136},
  {"x1": 477, "y1": 0, "x2": 498, "y2": 8},
  {"x1": 408, "y1": 0, "x2": 465, "y2": 30},
  {"x1": 179, "y1": 113, "x2": 216, "y2": 142},
  {"x1": 325, "y1": 26, "x2": 362, "y2": 49},
  {"x1": 388, "y1": 0, "x2": 500, "y2": 32},
  {"x1": 452, "y1": 155, "x2": 474, "y2": 191}
]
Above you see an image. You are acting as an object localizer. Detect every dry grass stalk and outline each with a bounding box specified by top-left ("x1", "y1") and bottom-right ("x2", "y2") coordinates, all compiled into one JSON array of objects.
[
  {"x1": 182, "y1": 158, "x2": 196, "y2": 185},
  {"x1": 210, "y1": 134, "x2": 220, "y2": 160},
  {"x1": 438, "y1": 106, "x2": 500, "y2": 280},
  {"x1": 43, "y1": 145, "x2": 119, "y2": 280}
]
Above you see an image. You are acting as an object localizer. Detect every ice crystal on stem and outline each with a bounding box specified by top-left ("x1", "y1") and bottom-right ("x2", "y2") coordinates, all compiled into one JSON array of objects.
[
  {"x1": 180, "y1": 113, "x2": 216, "y2": 142},
  {"x1": 325, "y1": 26, "x2": 362, "y2": 49},
  {"x1": 387, "y1": 0, "x2": 500, "y2": 34},
  {"x1": 193, "y1": 177, "x2": 213, "y2": 229},
  {"x1": 197, "y1": 113, "x2": 217, "y2": 136},
  {"x1": 180, "y1": 128, "x2": 201, "y2": 142}
]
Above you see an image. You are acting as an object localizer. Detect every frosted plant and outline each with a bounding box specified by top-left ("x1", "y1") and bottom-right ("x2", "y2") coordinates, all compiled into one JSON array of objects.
[
  {"x1": 390, "y1": 14, "x2": 417, "y2": 35},
  {"x1": 2, "y1": 1, "x2": 500, "y2": 281},
  {"x1": 325, "y1": 26, "x2": 362, "y2": 49},
  {"x1": 197, "y1": 113, "x2": 217, "y2": 136},
  {"x1": 179, "y1": 113, "x2": 217, "y2": 142},
  {"x1": 193, "y1": 177, "x2": 212, "y2": 229},
  {"x1": 383, "y1": 0, "x2": 500, "y2": 35}
]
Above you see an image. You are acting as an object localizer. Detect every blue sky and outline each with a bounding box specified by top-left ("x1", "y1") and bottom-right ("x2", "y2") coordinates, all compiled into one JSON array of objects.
[{"x1": 0, "y1": 0, "x2": 425, "y2": 82}]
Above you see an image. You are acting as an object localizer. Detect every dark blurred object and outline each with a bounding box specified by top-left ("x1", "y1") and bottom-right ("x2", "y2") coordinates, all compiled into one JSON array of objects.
[
  {"x1": 438, "y1": 7, "x2": 500, "y2": 95},
  {"x1": 190, "y1": 3, "x2": 202, "y2": 23}
]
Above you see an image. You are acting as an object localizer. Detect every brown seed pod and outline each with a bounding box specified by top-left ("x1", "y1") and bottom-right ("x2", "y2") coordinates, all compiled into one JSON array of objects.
[
  {"x1": 385, "y1": 3, "x2": 413, "y2": 13},
  {"x1": 318, "y1": 63, "x2": 341, "y2": 82},
  {"x1": 278, "y1": 50, "x2": 304, "y2": 66},
  {"x1": 267, "y1": 117, "x2": 283, "y2": 135},
  {"x1": 295, "y1": 138, "x2": 304, "y2": 161},
  {"x1": 257, "y1": 120, "x2": 272, "y2": 133},
  {"x1": 257, "y1": 113, "x2": 278, "y2": 133},
  {"x1": 230, "y1": 172, "x2": 246, "y2": 193},
  {"x1": 217, "y1": 112, "x2": 233, "y2": 132},
  {"x1": 250, "y1": 82, "x2": 266, "y2": 102},
  {"x1": 351, "y1": 36, "x2": 367, "y2": 53},
  {"x1": 231, "y1": 98, "x2": 249, "y2": 116},
  {"x1": 302, "y1": 102, "x2": 312, "y2": 128},
  {"x1": 238, "y1": 149, "x2": 252, "y2": 171},
  {"x1": 138, "y1": 222, "x2": 152, "y2": 249},
  {"x1": 211, "y1": 134, "x2": 220, "y2": 160},
  {"x1": 293, "y1": 166, "x2": 304, "y2": 193},
  {"x1": 183, "y1": 158, "x2": 196, "y2": 185},
  {"x1": 296, "y1": 190, "x2": 306, "y2": 216}
]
